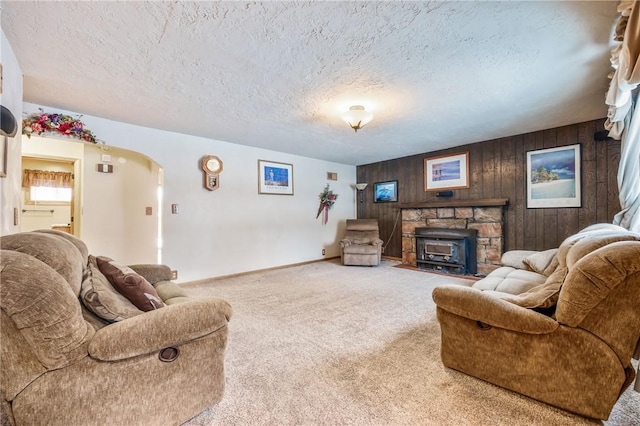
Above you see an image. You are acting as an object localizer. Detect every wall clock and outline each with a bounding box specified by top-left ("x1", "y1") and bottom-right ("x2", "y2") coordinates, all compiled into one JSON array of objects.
[{"x1": 201, "y1": 155, "x2": 223, "y2": 191}]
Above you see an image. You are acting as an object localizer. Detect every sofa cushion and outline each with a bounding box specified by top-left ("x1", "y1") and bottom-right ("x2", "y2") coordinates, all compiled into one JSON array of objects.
[
  {"x1": 33, "y1": 229, "x2": 89, "y2": 265},
  {"x1": 472, "y1": 267, "x2": 547, "y2": 295},
  {"x1": 345, "y1": 219, "x2": 378, "y2": 231},
  {"x1": 1, "y1": 250, "x2": 94, "y2": 370},
  {"x1": 342, "y1": 244, "x2": 380, "y2": 255},
  {"x1": 1, "y1": 232, "x2": 85, "y2": 296},
  {"x1": 153, "y1": 280, "x2": 189, "y2": 305},
  {"x1": 487, "y1": 267, "x2": 566, "y2": 309},
  {"x1": 96, "y1": 257, "x2": 165, "y2": 311},
  {"x1": 80, "y1": 256, "x2": 144, "y2": 322},
  {"x1": 523, "y1": 248, "x2": 559, "y2": 276},
  {"x1": 556, "y1": 241, "x2": 640, "y2": 326}
]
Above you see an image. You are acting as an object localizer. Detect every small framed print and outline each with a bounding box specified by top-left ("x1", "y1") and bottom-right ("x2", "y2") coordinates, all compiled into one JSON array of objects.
[
  {"x1": 526, "y1": 144, "x2": 581, "y2": 208},
  {"x1": 373, "y1": 180, "x2": 398, "y2": 203},
  {"x1": 258, "y1": 160, "x2": 294, "y2": 195},
  {"x1": 424, "y1": 152, "x2": 469, "y2": 191}
]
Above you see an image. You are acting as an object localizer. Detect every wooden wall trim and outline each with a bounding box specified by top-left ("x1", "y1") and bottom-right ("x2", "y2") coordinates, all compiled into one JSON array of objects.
[{"x1": 399, "y1": 198, "x2": 508, "y2": 209}]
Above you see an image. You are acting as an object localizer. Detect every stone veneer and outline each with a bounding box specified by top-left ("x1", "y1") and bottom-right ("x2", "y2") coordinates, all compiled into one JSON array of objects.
[{"x1": 401, "y1": 205, "x2": 505, "y2": 276}]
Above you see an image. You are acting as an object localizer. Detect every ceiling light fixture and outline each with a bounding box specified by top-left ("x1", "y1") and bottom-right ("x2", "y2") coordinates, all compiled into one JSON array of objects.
[{"x1": 342, "y1": 105, "x2": 373, "y2": 132}]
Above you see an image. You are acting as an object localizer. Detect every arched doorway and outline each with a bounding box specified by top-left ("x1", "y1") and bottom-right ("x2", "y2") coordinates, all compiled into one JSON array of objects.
[{"x1": 21, "y1": 136, "x2": 163, "y2": 264}]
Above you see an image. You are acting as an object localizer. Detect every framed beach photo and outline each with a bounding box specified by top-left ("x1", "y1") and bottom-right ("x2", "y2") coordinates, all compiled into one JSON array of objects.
[
  {"x1": 526, "y1": 144, "x2": 581, "y2": 208},
  {"x1": 258, "y1": 160, "x2": 294, "y2": 195},
  {"x1": 424, "y1": 152, "x2": 469, "y2": 191},
  {"x1": 373, "y1": 180, "x2": 398, "y2": 203}
]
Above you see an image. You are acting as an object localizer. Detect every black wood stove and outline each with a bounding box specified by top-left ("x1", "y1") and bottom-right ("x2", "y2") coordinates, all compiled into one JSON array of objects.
[{"x1": 414, "y1": 228, "x2": 477, "y2": 275}]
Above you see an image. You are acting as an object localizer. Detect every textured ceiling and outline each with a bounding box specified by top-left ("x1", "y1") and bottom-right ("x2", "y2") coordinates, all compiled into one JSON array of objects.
[{"x1": 1, "y1": 1, "x2": 618, "y2": 166}]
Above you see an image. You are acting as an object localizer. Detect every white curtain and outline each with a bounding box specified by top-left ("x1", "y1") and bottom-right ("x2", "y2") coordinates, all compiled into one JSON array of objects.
[
  {"x1": 606, "y1": 1, "x2": 640, "y2": 233},
  {"x1": 613, "y1": 95, "x2": 640, "y2": 232},
  {"x1": 605, "y1": 0, "x2": 640, "y2": 392}
]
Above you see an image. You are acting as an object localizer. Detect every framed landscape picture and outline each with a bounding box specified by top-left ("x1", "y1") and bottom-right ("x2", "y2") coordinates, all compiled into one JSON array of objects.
[
  {"x1": 424, "y1": 152, "x2": 469, "y2": 191},
  {"x1": 258, "y1": 160, "x2": 294, "y2": 195},
  {"x1": 373, "y1": 180, "x2": 398, "y2": 203},
  {"x1": 526, "y1": 144, "x2": 581, "y2": 208}
]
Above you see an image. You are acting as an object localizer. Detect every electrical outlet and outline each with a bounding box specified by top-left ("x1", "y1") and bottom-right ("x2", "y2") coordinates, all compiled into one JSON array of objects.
[
  {"x1": 322, "y1": 249, "x2": 325, "y2": 256},
  {"x1": 171, "y1": 270, "x2": 178, "y2": 280}
]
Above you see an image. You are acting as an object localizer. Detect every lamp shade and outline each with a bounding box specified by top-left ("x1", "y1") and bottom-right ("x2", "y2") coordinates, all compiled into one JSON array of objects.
[
  {"x1": 342, "y1": 106, "x2": 373, "y2": 132},
  {"x1": 355, "y1": 183, "x2": 368, "y2": 190}
]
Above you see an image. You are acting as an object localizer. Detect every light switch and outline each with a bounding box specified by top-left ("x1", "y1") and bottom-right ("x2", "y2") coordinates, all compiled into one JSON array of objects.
[
  {"x1": 97, "y1": 164, "x2": 113, "y2": 173},
  {"x1": 145, "y1": 207, "x2": 152, "y2": 215}
]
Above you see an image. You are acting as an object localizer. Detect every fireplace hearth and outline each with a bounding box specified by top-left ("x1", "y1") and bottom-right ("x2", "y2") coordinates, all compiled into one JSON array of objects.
[
  {"x1": 400, "y1": 199, "x2": 508, "y2": 275},
  {"x1": 414, "y1": 228, "x2": 477, "y2": 275}
]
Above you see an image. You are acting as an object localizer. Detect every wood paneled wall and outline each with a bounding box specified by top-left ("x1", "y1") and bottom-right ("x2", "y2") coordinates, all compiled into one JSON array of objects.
[{"x1": 356, "y1": 118, "x2": 621, "y2": 259}]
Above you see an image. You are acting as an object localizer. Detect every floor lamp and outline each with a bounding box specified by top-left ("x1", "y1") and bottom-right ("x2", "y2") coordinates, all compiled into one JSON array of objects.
[{"x1": 355, "y1": 183, "x2": 368, "y2": 218}]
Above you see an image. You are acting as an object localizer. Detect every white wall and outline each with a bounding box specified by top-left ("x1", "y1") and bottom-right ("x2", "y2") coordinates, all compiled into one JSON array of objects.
[
  {"x1": 23, "y1": 102, "x2": 357, "y2": 282},
  {"x1": 0, "y1": 29, "x2": 23, "y2": 235},
  {"x1": 82, "y1": 144, "x2": 160, "y2": 264}
]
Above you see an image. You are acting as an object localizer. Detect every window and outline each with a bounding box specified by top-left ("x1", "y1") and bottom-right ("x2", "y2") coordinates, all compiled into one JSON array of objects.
[
  {"x1": 22, "y1": 169, "x2": 73, "y2": 205},
  {"x1": 29, "y1": 186, "x2": 72, "y2": 203}
]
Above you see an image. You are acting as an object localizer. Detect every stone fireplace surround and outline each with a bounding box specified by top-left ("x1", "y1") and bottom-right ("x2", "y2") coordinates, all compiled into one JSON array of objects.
[{"x1": 401, "y1": 198, "x2": 508, "y2": 276}]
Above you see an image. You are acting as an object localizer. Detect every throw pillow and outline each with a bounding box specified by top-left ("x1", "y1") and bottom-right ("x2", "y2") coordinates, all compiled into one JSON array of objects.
[
  {"x1": 95, "y1": 256, "x2": 165, "y2": 311},
  {"x1": 523, "y1": 248, "x2": 559, "y2": 276},
  {"x1": 500, "y1": 250, "x2": 539, "y2": 270},
  {"x1": 80, "y1": 256, "x2": 144, "y2": 322}
]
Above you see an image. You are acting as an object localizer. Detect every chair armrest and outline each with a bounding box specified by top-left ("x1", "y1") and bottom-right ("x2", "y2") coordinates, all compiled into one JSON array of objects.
[
  {"x1": 372, "y1": 238, "x2": 383, "y2": 247},
  {"x1": 432, "y1": 285, "x2": 558, "y2": 334},
  {"x1": 128, "y1": 264, "x2": 172, "y2": 284},
  {"x1": 339, "y1": 239, "x2": 352, "y2": 247},
  {"x1": 88, "y1": 297, "x2": 232, "y2": 361}
]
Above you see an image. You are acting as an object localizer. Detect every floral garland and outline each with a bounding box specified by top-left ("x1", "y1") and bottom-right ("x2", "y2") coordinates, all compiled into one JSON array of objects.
[
  {"x1": 316, "y1": 184, "x2": 338, "y2": 225},
  {"x1": 22, "y1": 109, "x2": 100, "y2": 143}
]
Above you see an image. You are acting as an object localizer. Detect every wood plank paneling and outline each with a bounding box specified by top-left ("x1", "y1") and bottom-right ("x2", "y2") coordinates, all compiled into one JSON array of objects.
[{"x1": 357, "y1": 118, "x2": 622, "y2": 258}]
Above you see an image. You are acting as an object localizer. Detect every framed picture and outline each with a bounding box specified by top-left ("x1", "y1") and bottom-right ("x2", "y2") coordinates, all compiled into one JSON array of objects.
[
  {"x1": 258, "y1": 160, "x2": 294, "y2": 195},
  {"x1": 373, "y1": 180, "x2": 398, "y2": 203},
  {"x1": 526, "y1": 144, "x2": 581, "y2": 208},
  {"x1": 0, "y1": 136, "x2": 7, "y2": 178},
  {"x1": 424, "y1": 152, "x2": 469, "y2": 191}
]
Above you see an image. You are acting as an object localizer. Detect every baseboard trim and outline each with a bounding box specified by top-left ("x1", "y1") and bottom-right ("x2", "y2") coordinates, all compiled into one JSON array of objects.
[{"x1": 180, "y1": 256, "x2": 342, "y2": 286}]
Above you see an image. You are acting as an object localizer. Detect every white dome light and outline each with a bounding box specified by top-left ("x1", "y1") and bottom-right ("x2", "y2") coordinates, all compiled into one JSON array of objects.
[{"x1": 341, "y1": 105, "x2": 373, "y2": 132}]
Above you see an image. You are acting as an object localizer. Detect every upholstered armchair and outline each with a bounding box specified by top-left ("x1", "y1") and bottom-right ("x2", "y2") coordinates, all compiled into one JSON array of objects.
[
  {"x1": 432, "y1": 224, "x2": 640, "y2": 420},
  {"x1": 1, "y1": 230, "x2": 232, "y2": 426},
  {"x1": 339, "y1": 219, "x2": 383, "y2": 266}
]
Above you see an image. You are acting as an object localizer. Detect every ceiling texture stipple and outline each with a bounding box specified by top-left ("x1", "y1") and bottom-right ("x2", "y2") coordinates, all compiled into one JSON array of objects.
[{"x1": 2, "y1": 1, "x2": 619, "y2": 166}]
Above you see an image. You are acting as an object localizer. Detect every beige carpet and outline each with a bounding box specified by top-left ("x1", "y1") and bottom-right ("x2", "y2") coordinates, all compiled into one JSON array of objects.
[{"x1": 181, "y1": 259, "x2": 640, "y2": 426}]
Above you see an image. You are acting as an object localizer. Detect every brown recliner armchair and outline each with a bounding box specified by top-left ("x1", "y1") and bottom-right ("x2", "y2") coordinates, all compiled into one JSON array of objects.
[
  {"x1": 1, "y1": 230, "x2": 232, "y2": 426},
  {"x1": 339, "y1": 219, "x2": 383, "y2": 266},
  {"x1": 432, "y1": 224, "x2": 640, "y2": 420}
]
